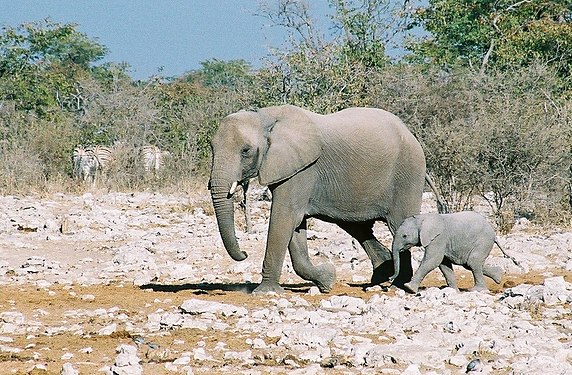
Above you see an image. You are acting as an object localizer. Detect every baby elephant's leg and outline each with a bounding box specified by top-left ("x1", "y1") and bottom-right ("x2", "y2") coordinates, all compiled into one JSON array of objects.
[
  {"x1": 483, "y1": 265, "x2": 503, "y2": 284},
  {"x1": 439, "y1": 258, "x2": 459, "y2": 291},
  {"x1": 404, "y1": 251, "x2": 443, "y2": 293},
  {"x1": 466, "y1": 261, "x2": 489, "y2": 292}
]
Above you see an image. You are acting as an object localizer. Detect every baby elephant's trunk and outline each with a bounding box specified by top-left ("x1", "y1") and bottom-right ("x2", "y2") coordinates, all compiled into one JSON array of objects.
[{"x1": 389, "y1": 242, "x2": 401, "y2": 282}]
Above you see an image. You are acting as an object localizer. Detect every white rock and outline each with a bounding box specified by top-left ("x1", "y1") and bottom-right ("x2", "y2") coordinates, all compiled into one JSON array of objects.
[
  {"x1": 81, "y1": 294, "x2": 95, "y2": 301},
  {"x1": 223, "y1": 350, "x2": 252, "y2": 362},
  {"x1": 278, "y1": 325, "x2": 338, "y2": 348},
  {"x1": 402, "y1": 364, "x2": 422, "y2": 375},
  {"x1": 251, "y1": 338, "x2": 267, "y2": 349},
  {"x1": 133, "y1": 271, "x2": 154, "y2": 286},
  {"x1": 543, "y1": 276, "x2": 569, "y2": 305},
  {"x1": 36, "y1": 279, "x2": 52, "y2": 289},
  {"x1": 61, "y1": 352, "x2": 73, "y2": 360},
  {"x1": 193, "y1": 347, "x2": 212, "y2": 361},
  {"x1": 448, "y1": 355, "x2": 467, "y2": 367},
  {"x1": 112, "y1": 246, "x2": 154, "y2": 268},
  {"x1": 307, "y1": 286, "x2": 321, "y2": 296},
  {"x1": 319, "y1": 295, "x2": 366, "y2": 315},
  {"x1": 173, "y1": 356, "x2": 191, "y2": 365},
  {"x1": 98, "y1": 323, "x2": 117, "y2": 336},
  {"x1": 0, "y1": 311, "x2": 25, "y2": 325},
  {"x1": 115, "y1": 345, "x2": 139, "y2": 365},
  {"x1": 61, "y1": 363, "x2": 79, "y2": 375},
  {"x1": 169, "y1": 264, "x2": 195, "y2": 280}
]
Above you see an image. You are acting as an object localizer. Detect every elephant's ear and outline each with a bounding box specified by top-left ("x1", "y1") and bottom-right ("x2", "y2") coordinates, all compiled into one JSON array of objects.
[
  {"x1": 419, "y1": 215, "x2": 444, "y2": 248},
  {"x1": 258, "y1": 106, "x2": 322, "y2": 185}
]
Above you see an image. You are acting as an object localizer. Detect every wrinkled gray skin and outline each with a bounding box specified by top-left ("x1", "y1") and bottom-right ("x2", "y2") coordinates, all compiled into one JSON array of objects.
[
  {"x1": 391, "y1": 211, "x2": 510, "y2": 293},
  {"x1": 209, "y1": 105, "x2": 426, "y2": 294}
]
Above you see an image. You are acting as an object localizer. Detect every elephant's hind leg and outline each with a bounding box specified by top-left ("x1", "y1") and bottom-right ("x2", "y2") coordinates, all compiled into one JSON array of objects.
[
  {"x1": 467, "y1": 251, "x2": 491, "y2": 291},
  {"x1": 338, "y1": 222, "x2": 413, "y2": 287},
  {"x1": 438, "y1": 258, "x2": 459, "y2": 291},
  {"x1": 466, "y1": 263, "x2": 489, "y2": 292},
  {"x1": 483, "y1": 265, "x2": 503, "y2": 284},
  {"x1": 338, "y1": 221, "x2": 389, "y2": 268},
  {"x1": 289, "y1": 219, "x2": 336, "y2": 293}
]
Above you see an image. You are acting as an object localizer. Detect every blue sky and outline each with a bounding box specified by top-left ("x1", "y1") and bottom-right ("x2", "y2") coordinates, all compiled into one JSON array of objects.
[{"x1": 0, "y1": 0, "x2": 331, "y2": 80}]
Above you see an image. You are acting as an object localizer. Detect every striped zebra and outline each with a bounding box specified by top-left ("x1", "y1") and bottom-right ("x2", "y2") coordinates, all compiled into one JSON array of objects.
[
  {"x1": 140, "y1": 145, "x2": 170, "y2": 173},
  {"x1": 72, "y1": 145, "x2": 113, "y2": 184}
]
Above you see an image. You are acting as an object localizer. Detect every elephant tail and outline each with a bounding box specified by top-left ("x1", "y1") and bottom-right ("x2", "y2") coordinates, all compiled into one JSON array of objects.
[
  {"x1": 494, "y1": 238, "x2": 524, "y2": 270},
  {"x1": 425, "y1": 173, "x2": 449, "y2": 214}
]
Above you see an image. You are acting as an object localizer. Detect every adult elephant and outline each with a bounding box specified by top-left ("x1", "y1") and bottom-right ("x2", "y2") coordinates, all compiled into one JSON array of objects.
[{"x1": 209, "y1": 105, "x2": 426, "y2": 293}]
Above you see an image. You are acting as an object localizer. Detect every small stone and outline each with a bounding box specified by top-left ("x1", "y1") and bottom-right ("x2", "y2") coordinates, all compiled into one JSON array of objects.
[
  {"x1": 61, "y1": 363, "x2": 79, "y2": 375},
  {"x1": 448, "y1": 355, "x2": 467, "y2": 367},
  {"x1": 307, "y1": 286, "x2": 321, "y2": 296},
  {"x1": 173, "y1": 356, "x2": 191, "y2": 365},
  {"x1": 193, "y1": 347, "x2": 212, "y2": 361},
  {"x1": 81, "y1": 294, "x2": 95, "y2": 301},
  {"x1": 61, "y1": 352, "x2": 74, "y2": 360},
  {"x1": 98, "y1": 323, "x2": 117, "y2": 336}
]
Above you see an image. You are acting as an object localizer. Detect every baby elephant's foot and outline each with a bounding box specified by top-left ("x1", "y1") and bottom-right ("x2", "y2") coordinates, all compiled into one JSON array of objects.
[
  {"x1": 484, "y1": 265, "x2": 503, "y2": 284},
  {"x1": 403, "y1": 282, "x2": 419, "y2": 294}
]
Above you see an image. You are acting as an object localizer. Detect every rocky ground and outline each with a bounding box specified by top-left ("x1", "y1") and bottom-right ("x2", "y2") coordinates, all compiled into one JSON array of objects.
[{"x1": 0, "y1": 185, "x2": 571, "y2": 374}]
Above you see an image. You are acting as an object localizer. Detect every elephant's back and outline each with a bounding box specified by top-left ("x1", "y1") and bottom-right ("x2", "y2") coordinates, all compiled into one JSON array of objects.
[
  {"x1": 321, "y1": 107, "x2": 410, "y2": 131},
  {"x1": 318, "y1": 108, "x2": 419, "y2": 150},
  {"x1": 310, "y1": 107, "x2": 426, "y2": 224}
]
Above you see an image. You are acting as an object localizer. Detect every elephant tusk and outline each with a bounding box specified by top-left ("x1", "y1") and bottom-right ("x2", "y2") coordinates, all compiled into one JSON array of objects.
[{"x1": 229, "y1": 181, "x2": 239, "y2": 195}]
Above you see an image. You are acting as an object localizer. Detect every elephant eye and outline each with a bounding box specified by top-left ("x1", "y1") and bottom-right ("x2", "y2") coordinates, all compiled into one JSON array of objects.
[
  {"x1": 241, "y1": 145, "x2": 253, "y2": 157},
  {"x1": 402, "y1": 234, "x2": 408, "y2": 238}
]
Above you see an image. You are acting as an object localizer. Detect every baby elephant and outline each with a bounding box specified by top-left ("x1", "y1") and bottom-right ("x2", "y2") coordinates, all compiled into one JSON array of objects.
[{"x1": 390, "y1": 211, "x2": 520, "y2": 293}]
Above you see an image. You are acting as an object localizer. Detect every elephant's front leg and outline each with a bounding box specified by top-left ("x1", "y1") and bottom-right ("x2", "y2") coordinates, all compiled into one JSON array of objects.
[
  {"x1": 289, "y1": 219, "x2": 336, "y2": 293},
  {"x1": 404, "y1": 248, "x2": 443, "y2": 294},
  {"x1": 253, "y1": 187, "x2": 306, "y2": 294}
]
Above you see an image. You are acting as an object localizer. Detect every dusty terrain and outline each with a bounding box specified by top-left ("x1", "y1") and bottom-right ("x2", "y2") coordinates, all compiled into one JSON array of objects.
[{"x1": 0, "y1": 186, "x2": 571, "y2": 374}]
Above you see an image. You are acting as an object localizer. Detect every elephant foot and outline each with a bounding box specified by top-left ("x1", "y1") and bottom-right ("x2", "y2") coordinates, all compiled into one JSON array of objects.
[
  {"x1": 403, "y1": 282, "x2": 419, "y2": 294},
  {"x1": 252, "y1": 281, "x2": 285, "y2": 294},
  {"x1": 371, "y1": 254, "x2": 413, "y2": 288},
  {"x1": 313, "y1": 263, "x2": 336, "y2": 293},
  {"x1": 484, "y1": 265, "x2": 503, "y2": 284}
]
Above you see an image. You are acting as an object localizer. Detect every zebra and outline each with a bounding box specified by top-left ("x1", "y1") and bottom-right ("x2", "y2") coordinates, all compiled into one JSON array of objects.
[
  {"x1": 87, "y1": 145, "x2": 113, "y2": 170},
  {"x1": 72, "y1": 145, "x2": 113, "y2": 184},
  {"x1": 72, "y1": 147, "x2": 97, "y2": 183},
  {"x1": 140, "y1": 145, "x2": 170, "y2": 173}
]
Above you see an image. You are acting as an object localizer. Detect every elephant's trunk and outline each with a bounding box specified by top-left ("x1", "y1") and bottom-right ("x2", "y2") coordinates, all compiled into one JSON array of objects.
[
  {"x1": 210, "y1": 179, "x2": 248, "y2": 262},
  {"x1": 390, "y1": 241, "x2": 401, "y2": 282}
]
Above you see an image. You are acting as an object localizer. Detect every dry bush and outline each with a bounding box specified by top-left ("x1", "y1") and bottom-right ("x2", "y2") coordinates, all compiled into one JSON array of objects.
[
  {"x1": 0, "y1": 140, "x2": 46, "y2": 194},
  {"x1": 255, "y1": 44, "x2": 374, "y2": 113},
  {"x1": 369, "y1": 63, "x2": 571, "y2": 228}
]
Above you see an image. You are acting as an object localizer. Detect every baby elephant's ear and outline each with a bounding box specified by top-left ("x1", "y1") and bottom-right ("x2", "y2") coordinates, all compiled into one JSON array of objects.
[{"x1": 419, "y1": 215, "x2": 443, "y2": 248}]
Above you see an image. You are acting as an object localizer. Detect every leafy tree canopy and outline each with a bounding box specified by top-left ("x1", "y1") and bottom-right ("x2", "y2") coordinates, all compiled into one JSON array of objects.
[
  {"x1": 0, "y1": 19, "x2": 114, "y2": 115},
  {"x1": 0, "y1": 19, "x2": 108, "y2": 75},
  {"x1": 188, "y1": 59, "x2": 253, "y2": 89},
  {"x1": 408, "y1": 0, "x2": 572, "y2": 76}
]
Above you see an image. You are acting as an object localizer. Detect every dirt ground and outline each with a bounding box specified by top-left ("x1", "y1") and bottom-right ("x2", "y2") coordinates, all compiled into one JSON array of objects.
[
  {"x1": 0, "y1": 189, "x2": 571, "y2": 374},
  {"x1": 1, "y1": 269, "x2": 569, "y2": 374}
]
